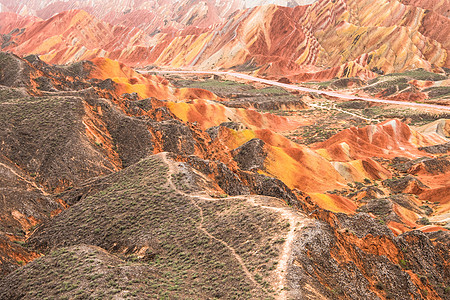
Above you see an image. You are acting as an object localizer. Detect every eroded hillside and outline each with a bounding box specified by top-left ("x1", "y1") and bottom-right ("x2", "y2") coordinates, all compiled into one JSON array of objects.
[{"x1": 0, "y1": 52, "x2": 448, "y2": 299}]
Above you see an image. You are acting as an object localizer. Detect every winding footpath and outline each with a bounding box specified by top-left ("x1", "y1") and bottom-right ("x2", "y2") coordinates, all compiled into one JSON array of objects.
[
  {"x1": 246, "y1": 197, "x2": 311, "y2": 300},
  {"x1": 140, "y1": 70, "x2": 450, "y2": 111},
  {"x1": 160, "y1": 152, "x2": 311, "y2": 299},
  {"x1": 160, "y1": 153, "x2": 258, "y2": 287}
]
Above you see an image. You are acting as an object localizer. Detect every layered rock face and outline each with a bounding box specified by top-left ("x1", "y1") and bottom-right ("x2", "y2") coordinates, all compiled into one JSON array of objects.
[
  {"x1": 0, "y1": 52, "x2": 448, "y2": 299},
  {"x1": 399, "y1": 0, "x2": 450, "y2": 18},
  {"x1": 1, "y1": 0, "x2": 449, "y2": 79}
]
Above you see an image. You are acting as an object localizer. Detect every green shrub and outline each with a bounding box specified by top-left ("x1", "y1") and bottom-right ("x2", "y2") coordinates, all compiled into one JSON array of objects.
[
  {"x1": 399, "y1": 259, "x2": 408, "y2": 269},
  {"x1": 375, "y1": 281, "x2": 384, "y2": 290}
]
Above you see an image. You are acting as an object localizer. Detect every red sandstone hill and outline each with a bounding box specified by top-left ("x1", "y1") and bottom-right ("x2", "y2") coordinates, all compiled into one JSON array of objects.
[
  {"x1": 0, "y1": 9, "x2": 150, "y2": 65},
  {"x1": 0, "y1": 12, "x2": 39, "y2": 35},
  {"x1": 313, "y1": 119, "x2": 447, "y2": 162},
  {"x1": 399, "y1": 0, "x2": 450, "y2": 18},
  {"x1": 1, "y1": 0, "x2": 449, "y2": 80}
]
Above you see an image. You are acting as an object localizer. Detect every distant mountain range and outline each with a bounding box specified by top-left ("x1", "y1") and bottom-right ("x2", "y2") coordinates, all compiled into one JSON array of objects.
[
  {"x1": 0, "y1": 0, "x2": 317, "y2": 20},
  {"x1": 1, "y1": 0, "x2": 449, "y2": 81}
]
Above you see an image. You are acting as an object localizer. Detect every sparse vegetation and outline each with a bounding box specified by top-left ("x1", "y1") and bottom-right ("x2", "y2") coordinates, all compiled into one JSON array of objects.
[
  {"x1": 384, "y1": 69, "x2": 447, "y2": 82},
  {"x1": 399, "y1": 259, "x2": 408, "y2": 269},
  {"x1": 423, "y1": 86, "x2": 450, "y2": 99},
  {"x1": 418, "y1": 217, "x2": 431, "y2": 225},
  {"x1": 16, "y1": 156, "x2": 286, "y2": 298},
  {"x1": 171, "y1": 78, "x2": 250, "y2": 96},
  {"x1": 375, "y1": 281, "x2": 385, "y2": 290}
]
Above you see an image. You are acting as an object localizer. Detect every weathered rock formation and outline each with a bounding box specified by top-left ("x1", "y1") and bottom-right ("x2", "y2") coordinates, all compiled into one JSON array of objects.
[{"x1": 1, "y1": 0, "x2": 449, "y2": 80}]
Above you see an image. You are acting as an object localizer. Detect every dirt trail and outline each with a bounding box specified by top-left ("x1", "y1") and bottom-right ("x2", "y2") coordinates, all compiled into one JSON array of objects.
[
  {"x1": 160, "y1": 152, "x2": 311, "y2": 299},
  {"x1": 247, "y1": 197, "x2": 311, "y2": 299},
  {"x1": 309, "y1": 102, "x2": 379, "y2": 122},
  {"x1": 160, "y1": 153, "x2": 258, "y2": 286}
]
